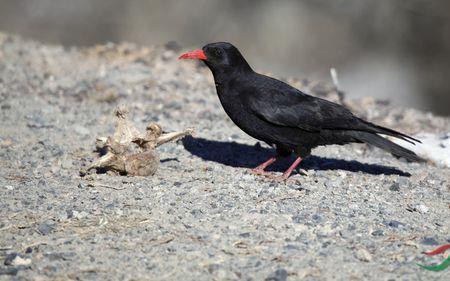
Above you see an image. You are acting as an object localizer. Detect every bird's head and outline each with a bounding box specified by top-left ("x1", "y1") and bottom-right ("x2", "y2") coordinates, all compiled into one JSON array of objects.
[{"x1": 179, "y1": 42, "x2": 252, "y2": 76}]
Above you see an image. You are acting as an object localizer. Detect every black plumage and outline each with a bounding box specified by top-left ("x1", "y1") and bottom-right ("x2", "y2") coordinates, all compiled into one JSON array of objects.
[{"x1": 180, "y1": 42, "x2": 424, "y2": 180}]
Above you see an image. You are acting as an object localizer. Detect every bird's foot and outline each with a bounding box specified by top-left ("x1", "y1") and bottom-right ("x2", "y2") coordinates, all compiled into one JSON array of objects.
[
  {"x1": 250, "y1": 168, "x2": 272, "y2": 176},
  {"x1": 298, "y1": 169, "x2": 308, "y2": 176},
  {"x1": 264, "y1": 156, "x2": 304, "y2": 182},
  {"x1": 250, "y1": 168, "x2": 295, "y2": 182},
  {"x1": 266, "y1": 173, "x2": 291, "y2": 182}
]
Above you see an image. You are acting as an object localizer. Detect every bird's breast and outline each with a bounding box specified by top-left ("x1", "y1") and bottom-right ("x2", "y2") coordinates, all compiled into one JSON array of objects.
[{"x1": 215, "y1": 86, "x2": 269, "y2": 140}]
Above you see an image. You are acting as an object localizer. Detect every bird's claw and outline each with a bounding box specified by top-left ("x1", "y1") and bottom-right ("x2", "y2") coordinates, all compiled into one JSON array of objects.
[
  {"x1": 267, "y1": 174, "x2": 290, "y2": 182},
  {"x1": 250, "y1": 168, "x2": 272, "y2": 176},
  {"x1": 249, "y1": 169, "x2": 296, "y2": 183}
]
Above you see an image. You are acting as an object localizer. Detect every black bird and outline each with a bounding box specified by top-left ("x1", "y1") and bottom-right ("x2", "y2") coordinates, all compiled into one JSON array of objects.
[{"x1": 180, "y1": 42, "x2": 424, "y2": 180}]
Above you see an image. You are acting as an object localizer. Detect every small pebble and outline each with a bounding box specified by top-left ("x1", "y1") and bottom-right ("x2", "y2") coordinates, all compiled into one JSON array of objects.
[
  {"x1": 4, "y1": 253, "x2": 31, "y2": 266},
  {"x1": 207, "y1": 263, "x2": 221, "y2": 273},
  {"x1": 73, "y1": 125, "x2": 90, "y2": 136},
  {"x1": 415, "y1": 204, "x2": 429, "y2": 214},
  {"x1": 4, "y1": 253, "x2": 18, "y2": 266},
  {"x1": 70, "y1": 210, "x2": 89, "y2": 220},
  {"x1": 389, "y1": 182, "x2": 400, "y2": 191},
  {"x1": 355, "y1": 249, "x2": 373, "y2": 262},
  {"x1": 265, "y1": 268, "x2": 288, "y2": 281},
  {"x1": 0, "y1": 267, "x2": 19, "y2": 276},
  {"x1": 37, "y1": 221, "x2": 55, "y2": 235},
  {"x1": 421, "y1": 236, "x2": 439, "y2": 245},
  {"x1": 371, "y1": 230, "x2": 384, "y2": 236},
  {"x1": 385, "y1": 220, "x2": 405, "y2": 229}
]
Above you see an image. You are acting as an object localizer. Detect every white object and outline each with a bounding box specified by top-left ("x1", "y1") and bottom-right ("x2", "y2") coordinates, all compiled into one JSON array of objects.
[{"x1": 390, "y1": 133, "x2": 450, "y2": 168}]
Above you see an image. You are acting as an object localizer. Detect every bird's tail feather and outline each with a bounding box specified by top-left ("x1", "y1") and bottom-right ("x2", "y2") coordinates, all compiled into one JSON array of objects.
[
  {"x1": 351, "y1": 131, "x2": 425, "y2": 162},
  {"x1": 358, "y1": 119, "x2": 421, "y2": 145}
]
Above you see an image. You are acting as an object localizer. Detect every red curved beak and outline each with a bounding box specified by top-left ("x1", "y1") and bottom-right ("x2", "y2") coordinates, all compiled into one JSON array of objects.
[{"x1": 179, "y1": 49, "x2": 207, "y2": 60}]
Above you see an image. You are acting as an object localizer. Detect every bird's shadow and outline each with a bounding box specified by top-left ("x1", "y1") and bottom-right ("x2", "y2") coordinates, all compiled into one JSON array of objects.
[{"x1": 182, "y1": 136, "x2": 410, "y2": 177}]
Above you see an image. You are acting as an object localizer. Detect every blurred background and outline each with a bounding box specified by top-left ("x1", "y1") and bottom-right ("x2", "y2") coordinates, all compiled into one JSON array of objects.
[{"x1": 0, "y1": 0, "x2": 449, "y2": 115}]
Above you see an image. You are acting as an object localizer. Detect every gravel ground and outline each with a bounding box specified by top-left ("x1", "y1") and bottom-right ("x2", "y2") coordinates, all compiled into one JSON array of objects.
[{"x1": 0, "y1": 33, "x2": 449, "y2": 280}]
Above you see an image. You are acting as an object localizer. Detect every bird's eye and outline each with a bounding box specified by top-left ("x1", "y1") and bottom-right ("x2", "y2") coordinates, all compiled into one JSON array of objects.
[{"x1": 214, "y1": 49, "x2": 222, "y2": 57}]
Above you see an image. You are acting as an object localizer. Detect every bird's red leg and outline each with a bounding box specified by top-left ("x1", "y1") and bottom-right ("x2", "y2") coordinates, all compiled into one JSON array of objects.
[
  {"x1": 277, "y1": 156, "x2": 303, "y2": 180},
  {"x1": 251, "y1": 156, "x2": 277, "y2": 175}
]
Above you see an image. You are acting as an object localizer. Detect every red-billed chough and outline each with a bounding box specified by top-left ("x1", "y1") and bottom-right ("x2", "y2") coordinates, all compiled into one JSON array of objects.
[{"x1": 180, "y1": 42, "x2": 424, "y2": 180}]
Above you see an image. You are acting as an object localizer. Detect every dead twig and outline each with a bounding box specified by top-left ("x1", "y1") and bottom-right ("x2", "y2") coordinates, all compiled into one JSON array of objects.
[
  {"x1": 92, "y1": 183, "x2": 126, "y2": 190},
  {"x1": 330, "y1": 67, "x2": 347, "y2": 106}
]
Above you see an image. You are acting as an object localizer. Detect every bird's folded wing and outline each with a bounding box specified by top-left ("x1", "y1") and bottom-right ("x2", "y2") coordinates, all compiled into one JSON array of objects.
[
  {"x1": 246, "y1": 88, "x2": 420, "y2": 144},
  {"x1": 246, "y1": 88, "x2": 358, "y2": 132}
]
